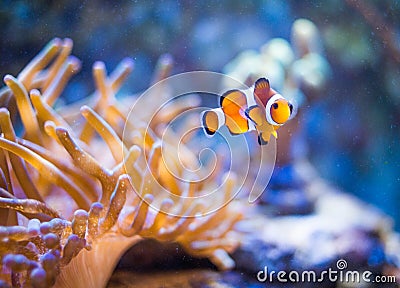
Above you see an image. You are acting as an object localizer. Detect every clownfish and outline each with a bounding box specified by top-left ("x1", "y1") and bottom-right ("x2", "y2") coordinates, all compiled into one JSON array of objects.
[{"x1": 201, "y1": 78, "x2": 293, "y2": 145}]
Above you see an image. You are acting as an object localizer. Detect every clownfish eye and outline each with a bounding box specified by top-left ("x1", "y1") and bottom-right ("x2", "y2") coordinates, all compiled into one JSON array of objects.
[{"x1": 272, "y1": 103, "x2": 278, "y2": 109}]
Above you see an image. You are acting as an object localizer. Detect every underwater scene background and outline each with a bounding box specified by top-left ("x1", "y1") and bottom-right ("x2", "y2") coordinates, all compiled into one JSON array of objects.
[
  {"x1": 1, "y1": 0, "x2": 398, "y2": 228},
  {"x1": 0, "y1": 1, "x2": 399, "y2": 287}
]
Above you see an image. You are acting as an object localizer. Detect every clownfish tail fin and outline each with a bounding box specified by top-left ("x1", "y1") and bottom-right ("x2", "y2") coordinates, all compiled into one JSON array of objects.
[{"x1": 201, "y1": 108, "x2": 225, "y2": 137}]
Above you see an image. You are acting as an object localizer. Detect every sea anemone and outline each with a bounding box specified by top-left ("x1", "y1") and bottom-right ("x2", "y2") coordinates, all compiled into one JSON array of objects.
[{"x1": 0, "y1": 38, "x2": 245, "y2": 288}]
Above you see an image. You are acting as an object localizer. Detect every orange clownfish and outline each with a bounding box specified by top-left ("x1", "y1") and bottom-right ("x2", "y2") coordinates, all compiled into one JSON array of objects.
[{"x1": 201, "y1": 78, "x2": 293, "y2": 145}]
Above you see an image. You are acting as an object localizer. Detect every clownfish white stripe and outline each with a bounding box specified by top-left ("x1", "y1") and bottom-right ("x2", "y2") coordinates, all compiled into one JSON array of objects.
[
  {"x1": 245, "y1": 88, "x2": 257, "y2": 107},
  {"x1": 244, "y1": 88, "x2": 257, "y2": 131},
  {"x1": 247, "y1": 117, "x2": 256, "y2": 132},
  {"x1": 214, "y1": 107, "x2": 225, "y2": 128},
  {"x1": 265, "y1": 94, "x2": 285, "y2": 126}
]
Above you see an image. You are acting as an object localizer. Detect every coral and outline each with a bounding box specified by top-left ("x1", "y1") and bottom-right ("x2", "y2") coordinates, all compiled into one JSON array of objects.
[
  {"x1": 0, "y1": 38, "x2": 244, "y2": 287},
  {"x1": 223, "y1": 18, "x2": 331, "y2": 106}
]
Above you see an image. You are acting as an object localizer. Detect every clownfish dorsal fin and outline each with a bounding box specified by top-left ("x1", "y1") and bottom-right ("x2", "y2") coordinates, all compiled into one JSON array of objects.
[
  {"x1": 255, "y1": 77, "x2": 270, "y2": 89},
  {"x1": 254, "y1": 78, "x2": 271, "y2": 107}
]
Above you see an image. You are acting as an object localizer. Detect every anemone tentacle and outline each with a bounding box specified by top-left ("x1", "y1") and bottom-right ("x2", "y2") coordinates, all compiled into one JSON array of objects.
[{"x1": 0, "y1": 39, "x2": 244, "y2": 287}]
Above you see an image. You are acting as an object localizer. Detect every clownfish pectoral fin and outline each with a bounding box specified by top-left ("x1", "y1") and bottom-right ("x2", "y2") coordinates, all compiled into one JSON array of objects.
[
  {"x1": 245, "y1": 105, "x2": 264, "y2": 126},
  {"x1": 272, "y1": 125, "x2": 279, "y2": 138},
  {"x1": 256, "y1": 123, "x2": 274, "y2": 145},
  {"x1": 220, "y1": 89, "x2": 248, "y2": 135},
  {"x1": 257, "y1": 133, "x2": 269, "y2": 145},
  {"x1": 271, "y1": 130, "x2": 278, "y2": 139}
]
